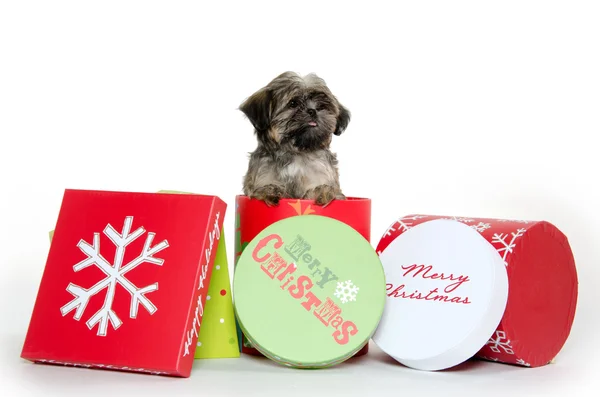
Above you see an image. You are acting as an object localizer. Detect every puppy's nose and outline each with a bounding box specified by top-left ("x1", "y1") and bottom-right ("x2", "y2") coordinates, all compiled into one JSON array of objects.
[{"x1": 307, "y1": 108, "x2": 316, "y2": 117}]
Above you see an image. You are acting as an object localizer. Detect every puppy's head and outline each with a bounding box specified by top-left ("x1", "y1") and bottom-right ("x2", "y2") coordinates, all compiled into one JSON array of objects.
[{"x1": 240, "y1": 72, "x2": 350, "y2": 151}]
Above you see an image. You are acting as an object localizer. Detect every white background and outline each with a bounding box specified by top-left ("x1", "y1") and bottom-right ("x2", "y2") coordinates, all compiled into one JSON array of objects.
[{"x1": 1, "y1": 1, "x2": 598, "y2": 396}]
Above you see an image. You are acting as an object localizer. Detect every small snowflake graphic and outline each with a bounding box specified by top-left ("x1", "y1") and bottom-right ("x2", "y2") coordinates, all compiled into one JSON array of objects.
[
  {"x1": 497, "y1": 219, "x2": 532, "y2": 224},
  {"x1": 516, "y1": 358, "x2": 531, "y2": 367},
  {"x1": 334, "y1": 280, "x2": 359, "y2": 304},
  {"x1": 288, "y1": 200, "x2": 315, "y2": 216},
  {"x1": 491, "y1": 228, "x2": 527, "y2": 266},
  {"x1": 479, "y1": 355, "x2": 499, "y2": 362},
  {"x1": 486, "y1": 330, "x2": 514, "y2": 355},
  {"x1": 471, "y1": 222, "x2": 491, "y2": 233},
  {"x1": 60, "y1": 216, "x2": 169, "y2": 336},
  {"x1": 443, "y1": 216, "x2": 474, "y2": 223},
  {"x1": 383, "y1": 215, "x2": 429, "y2": 237}
]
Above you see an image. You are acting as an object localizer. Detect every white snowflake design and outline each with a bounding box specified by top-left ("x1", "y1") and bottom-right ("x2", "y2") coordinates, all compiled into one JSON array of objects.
[
  {"x1": 491, "y1": 228, "x2": 527, "y2": 266},
  {"x1": 60, "y1": 216, "x2": 169, "y2": 336},
  {"x1": 442, "y1": 216, "x2": 474, "y2": 223},
  {"x1": 334, "y1": 280, "x2": 359, "y2": 304},
  {"x1": 516, "y1": 358, "x2": 531, "y2": 367},
  {"x1": 478, "y1": 355, "x2": 499, "y2": 362},
  {"x1": 497, "y1": 219, "x2": 532, "y2": 224},
  {"x1": 383, "y1": 215, "x2": 429, "y2": 237},
  {"x1": 486, "y1": 330, "x2": 514, "y2": 355},
  {"x1": 470, "y1": 222, "x2": 491, "y2": 233}
]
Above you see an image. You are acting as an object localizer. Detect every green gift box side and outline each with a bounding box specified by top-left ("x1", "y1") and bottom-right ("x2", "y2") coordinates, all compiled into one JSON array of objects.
[{"x1": 194, "y1": 231, "x2": 239, "y2": 358}]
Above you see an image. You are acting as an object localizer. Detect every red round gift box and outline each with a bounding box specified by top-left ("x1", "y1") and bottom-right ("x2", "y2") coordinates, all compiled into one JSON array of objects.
[
  {"x1": 234, "y1": 195, "x2": 372, "y2": 357},
  {"x1": 375, "y1": 214, "x2": 578, "y2": 368}
]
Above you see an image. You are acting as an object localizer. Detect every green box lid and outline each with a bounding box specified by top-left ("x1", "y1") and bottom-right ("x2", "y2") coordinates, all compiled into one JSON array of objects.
[{"x1": 233, "y1": 215, "x2": 386, "y2": 368}]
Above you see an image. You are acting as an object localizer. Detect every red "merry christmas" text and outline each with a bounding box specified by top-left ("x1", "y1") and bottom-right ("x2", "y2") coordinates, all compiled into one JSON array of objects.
[
  {"x1": 386, "y1": 264, "x2": 472, "y2": 304},
  {"x1": 253, "y1": 234, "x2": 358, "y2": 345}
]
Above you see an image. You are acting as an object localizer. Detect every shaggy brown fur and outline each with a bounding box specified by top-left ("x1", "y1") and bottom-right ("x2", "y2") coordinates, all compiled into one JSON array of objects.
[{"x1": 240, "y1": 72, "x2": 350, "y2": 206}]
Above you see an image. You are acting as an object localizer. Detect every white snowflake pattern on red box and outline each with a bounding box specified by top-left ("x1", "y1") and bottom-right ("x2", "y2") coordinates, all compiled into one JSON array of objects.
[{"x1": 376, "y1": 214, "x2": 577, "y2": 368}]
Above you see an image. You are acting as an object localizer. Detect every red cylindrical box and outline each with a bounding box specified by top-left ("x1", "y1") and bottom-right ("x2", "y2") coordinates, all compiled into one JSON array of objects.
[
  {"x1": 234, "y1": 195, "x2": 372, "y2": 357},
  {"x1": 375, "y1": 214, "x2": 578, "y2": 368}
]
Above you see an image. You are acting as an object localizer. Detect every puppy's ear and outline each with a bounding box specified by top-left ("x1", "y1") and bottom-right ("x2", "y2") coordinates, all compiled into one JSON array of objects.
[
  {"x1": 239, "y1": 88, "x2": 273, "y2": 133},
  {"x1": 334, "y1": 103, "x2": 351, "y2": 136}
]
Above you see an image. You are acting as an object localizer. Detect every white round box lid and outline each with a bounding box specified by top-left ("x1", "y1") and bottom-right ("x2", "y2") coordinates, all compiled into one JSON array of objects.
[{"x1": 372, "y1": 219, "x2": 508, "y2": 371}]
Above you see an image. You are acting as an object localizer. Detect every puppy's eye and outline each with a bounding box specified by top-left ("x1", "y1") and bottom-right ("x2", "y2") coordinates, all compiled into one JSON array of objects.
[
  {"x1": 289, "y1": 100, "x2": 298, "y2": 108},
  {"x1": 316, "y1": 105, "x2": 325, "y2": 111}
]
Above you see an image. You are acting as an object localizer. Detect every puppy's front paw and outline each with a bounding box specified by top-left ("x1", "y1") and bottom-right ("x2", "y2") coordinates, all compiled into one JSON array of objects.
[
  {"x1": 250, "y1": 184, "x2": 285, "y2": 206},
  {"x1": 304, "y1": 185, "x2": 342, "y2": 207}
]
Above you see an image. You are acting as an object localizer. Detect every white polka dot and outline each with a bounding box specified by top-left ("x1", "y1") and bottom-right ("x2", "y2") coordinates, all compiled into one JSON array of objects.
[
  {"x1": 220, "y1": 318, "x2": 224, "y2": 323},
  {"x1": 216, "y1": 265, "x2": 221, "y2": 270},
  {"x1": 206, "y1": 295, "x2": 211, "y2": 300},
  {"x1": 197, "y1": 342, "x2": 202, "y2": 347}
]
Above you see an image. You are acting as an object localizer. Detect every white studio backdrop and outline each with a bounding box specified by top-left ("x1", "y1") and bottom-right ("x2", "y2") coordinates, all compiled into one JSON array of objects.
[{"x1": 1, "y1": 1, "x2": 598, "y2": 396}]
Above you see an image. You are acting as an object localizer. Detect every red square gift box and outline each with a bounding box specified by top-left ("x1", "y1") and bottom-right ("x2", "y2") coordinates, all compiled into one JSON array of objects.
[{"x1": 21, "y1": 189, "x2": 226, "y2": 377}]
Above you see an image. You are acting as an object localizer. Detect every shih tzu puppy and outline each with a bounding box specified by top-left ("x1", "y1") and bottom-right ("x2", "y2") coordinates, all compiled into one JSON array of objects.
[{"x1": 239, "y1": 71, "x2": 351, "y2": 206}]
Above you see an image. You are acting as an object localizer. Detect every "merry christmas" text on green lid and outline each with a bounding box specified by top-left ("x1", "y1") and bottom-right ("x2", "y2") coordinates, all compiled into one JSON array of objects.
[{"x1": 233, "y1": 215, "x2": 386, "y2": 368}]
